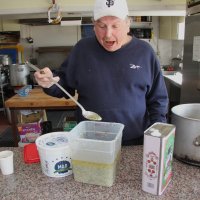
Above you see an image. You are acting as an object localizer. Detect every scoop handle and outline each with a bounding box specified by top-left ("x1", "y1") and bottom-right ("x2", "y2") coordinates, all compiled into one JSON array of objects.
[{"x1": 25, "y1": 61, "x2": 85, "y2": 111}]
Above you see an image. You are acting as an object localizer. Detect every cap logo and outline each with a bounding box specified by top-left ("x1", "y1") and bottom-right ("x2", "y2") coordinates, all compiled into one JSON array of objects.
[
  {"x1": 94, "y1": 0, "x2": 128, "y2": 20},
  {"x1": 106, "y1": 0, "x2": 115, "y2": 8}
]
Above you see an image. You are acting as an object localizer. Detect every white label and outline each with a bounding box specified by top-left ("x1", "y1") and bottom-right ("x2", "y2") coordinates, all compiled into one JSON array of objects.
[
  {"x1": 193, "y1": 36, "x2": 200, "y2": 62},
  {"x1": 142, "y1": 135, "x2": 160, "y2": 195}
]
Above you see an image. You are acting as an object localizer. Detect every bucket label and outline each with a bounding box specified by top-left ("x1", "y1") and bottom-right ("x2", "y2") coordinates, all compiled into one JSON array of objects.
[
  {"x1": 54, "y1": 160, "x2": 72, "y2": 174},
  {"x1": 43, "y1": 156, "x2": 72, "y2": 177}
]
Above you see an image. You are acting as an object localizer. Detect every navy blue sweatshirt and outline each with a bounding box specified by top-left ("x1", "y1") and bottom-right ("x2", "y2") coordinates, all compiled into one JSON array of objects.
[{"x1": 44, "y1": 36, "x2": 168, "y2": 144}]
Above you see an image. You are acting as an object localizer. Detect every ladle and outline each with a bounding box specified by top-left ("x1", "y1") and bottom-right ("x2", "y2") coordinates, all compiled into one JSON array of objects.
[{"x1": 25, "y1": 61, "x2": 102, "y2": 121}]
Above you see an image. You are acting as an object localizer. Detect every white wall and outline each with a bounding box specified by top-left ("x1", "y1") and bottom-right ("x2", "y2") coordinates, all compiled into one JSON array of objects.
[
  {"x1": 172, "y1": 40, "x2": 184, "y2": 58},
  {"x1": 157, "y1": 39, "x2": 184, "y2": 66},
  {"x1": 32, "y1": 26, "x2": 81, "y2": 47},
  {"x1": 158, "y1": 39, "x2": 172, "y2": 65},
  {"x1": 20, "y1": 17, "x2": 184, "y2": 67},
  {"x1": 21, "y1": 24, "x2": 81, "y2": 67}
]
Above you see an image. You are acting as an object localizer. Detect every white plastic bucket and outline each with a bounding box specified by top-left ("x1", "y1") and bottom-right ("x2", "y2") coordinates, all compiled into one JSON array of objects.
[{"x1": 35, "y1": 132, "x2": 72, "y2": 178}]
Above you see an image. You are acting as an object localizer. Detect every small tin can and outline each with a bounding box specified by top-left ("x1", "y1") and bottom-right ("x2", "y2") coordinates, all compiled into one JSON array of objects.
[{"x1": 142, "y1": 122, "x2": 176, "y2": 195}]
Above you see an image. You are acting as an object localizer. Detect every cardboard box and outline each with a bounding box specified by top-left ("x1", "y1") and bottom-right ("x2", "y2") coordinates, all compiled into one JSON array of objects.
[
  {"x1": 17, "y1": 110, "x2": 47, "y2": 123},
  {"x1": 17, "y1": 122, "x2": 42, "y2": 143},
  {"x1": 17, "y1": 110, "x2": 47, "y2": 143},
  {"x1": 142, "y1": 122, "x2": 176, "y2": 195}
]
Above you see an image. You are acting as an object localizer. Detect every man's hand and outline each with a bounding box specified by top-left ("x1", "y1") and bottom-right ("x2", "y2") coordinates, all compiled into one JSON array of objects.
[{"x1": 34, "y1": 67, "x2": 60, "y2": 88}]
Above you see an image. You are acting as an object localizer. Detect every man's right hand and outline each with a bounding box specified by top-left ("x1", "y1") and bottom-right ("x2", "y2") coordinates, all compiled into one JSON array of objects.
[{"x1": 34, "y1": 67, "x2": 60, "y2": 88}]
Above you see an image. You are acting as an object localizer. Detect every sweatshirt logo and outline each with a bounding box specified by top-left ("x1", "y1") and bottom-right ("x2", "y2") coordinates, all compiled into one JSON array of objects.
[
  {"x1": 106, "y1": 0, "x2": 115, "y2": 7},
  {"x1": 130, "y1": 64, "x2": 142, "y2": 69}
]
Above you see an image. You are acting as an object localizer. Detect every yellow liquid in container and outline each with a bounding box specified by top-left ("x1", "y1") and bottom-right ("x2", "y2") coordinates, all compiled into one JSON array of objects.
[{"x1": 72, "y1": 151, "x2": 121, "y2": 187}]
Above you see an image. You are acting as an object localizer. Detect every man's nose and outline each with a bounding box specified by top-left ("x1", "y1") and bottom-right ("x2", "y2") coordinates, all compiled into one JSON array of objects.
[{"x1": 105, "y1": 27, "x2": 112, "y2": 38}]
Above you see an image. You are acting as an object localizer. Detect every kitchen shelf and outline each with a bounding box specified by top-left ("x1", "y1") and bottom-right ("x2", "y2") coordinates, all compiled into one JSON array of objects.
[
  {"x1": 131, "y1": 22, "x2": 152, "y2": 28},
  {"x1": 36, "y1": 46, "x2": 73, "y2": 53},
  {"x1": 0, "y1": 31, "x2": 20, "y2": 44},
  {"x1": 131, "y1": 16, "x2": 152, "y2": 23},
  {"x1": 129, "y1": 16, "x2": 153, "y2": 39},
  {"x1": 129, "y1": 28, "x2": 152, "y2": 39}
]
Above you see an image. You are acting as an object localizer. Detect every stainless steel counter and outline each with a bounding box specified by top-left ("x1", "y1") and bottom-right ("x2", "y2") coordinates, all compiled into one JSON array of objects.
[
  {"x1": 163, "y1": 72, "x2": 182, "y2": 87},
  {"x1": 0, "y1": 146, "x2": 200, "y2": 200}
]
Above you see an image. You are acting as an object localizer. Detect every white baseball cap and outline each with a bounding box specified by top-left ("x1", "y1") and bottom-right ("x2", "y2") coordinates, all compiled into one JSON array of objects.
[{"x1": 93, "y1": 0, "x2": 129, "y2": 21}]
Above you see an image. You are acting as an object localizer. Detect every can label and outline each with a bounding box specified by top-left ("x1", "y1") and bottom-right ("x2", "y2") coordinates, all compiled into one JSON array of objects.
[
  {"x1": 145, "y1": 151, "x2": 159, "y2": 179},
  {"x1": 142, "y1": 122, "x2": 175, "y2": 195},
  {"x1": 161, "y1": 132, "x2": 174, "y2": 190}
]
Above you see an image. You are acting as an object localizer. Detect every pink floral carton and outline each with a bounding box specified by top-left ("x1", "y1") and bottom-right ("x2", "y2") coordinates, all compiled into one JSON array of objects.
[
  {"x1": 142, "y1": 122, "x2": 176, "y2": 195},
  {"x1": 17, "y1": 122, "x2": 42, "y2": 143}
]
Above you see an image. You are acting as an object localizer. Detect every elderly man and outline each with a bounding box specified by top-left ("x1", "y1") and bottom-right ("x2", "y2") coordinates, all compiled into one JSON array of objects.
[{"x1": 34, "y1": 0, "x2": 168, "y2": 145}]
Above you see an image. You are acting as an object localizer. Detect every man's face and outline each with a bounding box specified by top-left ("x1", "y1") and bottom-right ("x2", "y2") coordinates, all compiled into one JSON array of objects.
[{"x1": 93, "y1": 16, "x2": 131, "y2": 52}]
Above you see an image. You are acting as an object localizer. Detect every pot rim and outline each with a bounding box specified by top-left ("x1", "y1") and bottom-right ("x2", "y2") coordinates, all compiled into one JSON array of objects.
[{"x1": 171, "y1": 103, "x2": 200, "y2": 122}]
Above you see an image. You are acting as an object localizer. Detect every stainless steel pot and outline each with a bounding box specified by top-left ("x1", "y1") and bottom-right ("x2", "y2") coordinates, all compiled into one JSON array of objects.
[
  {"x1": 0, "y1": 55, "x2": 12, "y2": 66},
  {"x1": 9, "y1": 63, "x2": 30, "y2": 86},
  {"x1": 171, "y1": 103, "x2": 200, "y2": 166},
  {"x1": 171, "y1": 57, "x2": 182, "y2": 71}
]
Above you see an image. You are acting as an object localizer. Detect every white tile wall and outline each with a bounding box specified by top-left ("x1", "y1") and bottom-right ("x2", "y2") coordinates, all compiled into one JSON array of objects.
[
  {"x1": 172, "y1": 40, "x2": 184, "y2": 58},
  {"x1": 158, "y1": 39, "x2": 172, "y2": 65}
]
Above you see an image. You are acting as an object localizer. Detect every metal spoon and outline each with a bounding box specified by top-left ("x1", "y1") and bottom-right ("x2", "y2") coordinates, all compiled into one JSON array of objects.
[{"x1": 25, "y1": 61, "x2": 102, "y2": 121}]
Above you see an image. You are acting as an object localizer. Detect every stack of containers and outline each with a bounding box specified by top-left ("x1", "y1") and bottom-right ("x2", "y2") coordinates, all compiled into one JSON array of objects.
[{"x1": 68, "y1": 121, "x2": 124, "y2": 187}]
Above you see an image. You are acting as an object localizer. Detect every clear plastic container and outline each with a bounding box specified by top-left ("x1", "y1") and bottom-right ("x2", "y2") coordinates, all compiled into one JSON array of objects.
[{"x1": 68, "y1": 121, "x2": 124, "y2": 187}]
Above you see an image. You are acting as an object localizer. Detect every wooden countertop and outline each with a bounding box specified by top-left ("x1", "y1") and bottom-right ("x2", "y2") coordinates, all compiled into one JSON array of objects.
[{"x1": 5, "y1": 87, "x2": 77, "y2": 109}]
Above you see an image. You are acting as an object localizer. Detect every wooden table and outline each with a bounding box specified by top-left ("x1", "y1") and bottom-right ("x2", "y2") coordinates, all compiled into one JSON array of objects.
[{"x1": 5, "y1": 87, "x2": 77, "y2": 146}]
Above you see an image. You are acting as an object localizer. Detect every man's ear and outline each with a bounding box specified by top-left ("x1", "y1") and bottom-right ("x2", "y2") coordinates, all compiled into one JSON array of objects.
[{"x1": 126, "y1": 17, "x2": 131, "y2": 27}]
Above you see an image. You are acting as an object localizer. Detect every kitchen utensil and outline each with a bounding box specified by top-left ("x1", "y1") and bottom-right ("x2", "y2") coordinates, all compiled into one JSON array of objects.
[
  {"x1": 171, "y1": 103, "x2": 200, "y2": 166},
  {"x1": 9, "y1": 63, "x2": 30, "y2": 86},
  {"x1": 48, "y1": 0, "x2": 62, "y2": 24},
  {"x1": 171, "y1": 57, "x2": 182, "y2": 71},
  {"x1": 25, "y1": 61, "x2": 102, "y2": 121}
]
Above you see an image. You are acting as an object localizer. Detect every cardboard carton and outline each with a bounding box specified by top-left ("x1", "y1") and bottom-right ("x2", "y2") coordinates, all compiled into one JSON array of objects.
[{"x1": 142, "y1": 122, "x2": 176, "y2": 195}]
